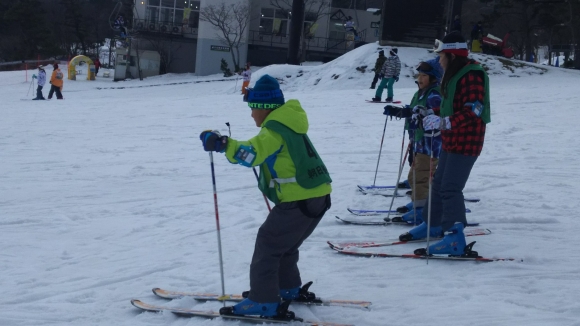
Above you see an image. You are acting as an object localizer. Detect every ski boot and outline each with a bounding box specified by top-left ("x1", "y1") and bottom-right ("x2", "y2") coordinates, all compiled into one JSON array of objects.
[
  {"x1": 397, "y1": 180, "x2": 410, "y2": 189},
  {"x1": 413, "y1": 223, "x2": 479, "y2": 257},
  {"x1": 389, "y1": 207, "x2": 423, "y2": 225},
  {"x1": 401, "y1": 207, "x2": 424, "y2": 225},
  {"x1": 219, "y1": 298, "x2": 295, "y2": 320},
  {"x1": 396, "y1": 202, "x2": 414, "y2": 214},
  {"x1": 371, "y1": 97, "x2": 381, "y2": 102},
  {"x1": 399, "y1": 222, "x2": 443, "y2": 241},
  {"x1": 243, "y1": 282, "x2": 317, "y2": 303},
  {"x1": 384, "y1": 97, "x2": 393, "y2": 103},
  {"x1": 280, "y1": 281, "x2": 317, "y2": 302}
]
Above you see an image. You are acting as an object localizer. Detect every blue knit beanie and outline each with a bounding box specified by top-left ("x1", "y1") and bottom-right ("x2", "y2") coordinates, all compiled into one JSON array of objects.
[
  {"x1": 417, "y1": 58, "x2": 443, "y2": 83},
  {"x1": 246, "y1": 75, "x2": 285, "y2": 110}
]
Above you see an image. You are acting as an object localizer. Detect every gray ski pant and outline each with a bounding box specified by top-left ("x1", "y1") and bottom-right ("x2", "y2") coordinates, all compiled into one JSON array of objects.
[
  {"x1": 248, "y1": 194, "x2": 330, "y2": 303},
  {"x1": 423, "y1": 151, "x2": 478, "y2": 231}
]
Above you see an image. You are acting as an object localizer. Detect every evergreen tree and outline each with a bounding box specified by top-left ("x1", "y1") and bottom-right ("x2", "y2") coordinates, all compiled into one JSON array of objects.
[{"x1": 1, "y1": 0, "x2": 58, "y2": 60}]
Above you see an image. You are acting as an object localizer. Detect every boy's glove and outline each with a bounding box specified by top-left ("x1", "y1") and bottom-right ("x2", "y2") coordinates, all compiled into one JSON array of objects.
[
  {"x1": 32, "y1": 74, "x2": 37, "y2": 79},
  {"x1": 199, "y1": 130, "x2": 228, "y2": 152},
  {"x1": 394, "y1": 75, "x2": 399, "y2": 82},
  {"x1": 413, "y1": 105, "x2": 434, "y2": 117},
  {"x1": 423, "y1": 116, "x2": 451, "y2": 131}
]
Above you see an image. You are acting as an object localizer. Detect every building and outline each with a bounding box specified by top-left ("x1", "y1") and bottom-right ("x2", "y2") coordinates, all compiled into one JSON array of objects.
[{"x1": 118, "y1": 0, "x2": 383, "y2": 78}]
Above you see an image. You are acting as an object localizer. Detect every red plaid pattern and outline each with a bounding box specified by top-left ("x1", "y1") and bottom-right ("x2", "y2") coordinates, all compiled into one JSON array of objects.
[{"x1": 442, "y1": 66, "x2": 486, "y2": 156}]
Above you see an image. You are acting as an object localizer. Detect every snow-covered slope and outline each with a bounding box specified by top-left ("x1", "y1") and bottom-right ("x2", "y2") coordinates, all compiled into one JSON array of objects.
[{"x1": 2, "y1": 43, "x2": 580, "y2": 326}]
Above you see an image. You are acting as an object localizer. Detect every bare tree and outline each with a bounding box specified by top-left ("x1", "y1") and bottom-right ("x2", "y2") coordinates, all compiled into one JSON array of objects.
[{"x1": 199, "y1": 1, "x2": 251, "y2": 72}]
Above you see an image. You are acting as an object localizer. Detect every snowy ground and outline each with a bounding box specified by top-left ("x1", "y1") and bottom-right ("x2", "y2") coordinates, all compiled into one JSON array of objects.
[{"x1": 2, "y1": 44, "x2": 580, "y2": 326}]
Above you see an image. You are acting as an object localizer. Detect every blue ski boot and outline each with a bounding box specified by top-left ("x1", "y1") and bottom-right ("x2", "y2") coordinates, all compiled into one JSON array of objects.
[
  {"x1": 399, "y1": 222, "x2": 443, "y2": 241},
  {"x1": 414, "y1": 223, "x2": 479, "y2": 257},
  {"x1": 401, "y1": 207, "x2": 424, "y2": 225},
  {"x1": 396, "y1": 202, "x2": 414, "y2": 213},
  {"x1": 280, "y1": 281, "x2": 317, "y2": 302},
  {"x1": 220, "y1": 298, "x2": 295, "y2": 319}
]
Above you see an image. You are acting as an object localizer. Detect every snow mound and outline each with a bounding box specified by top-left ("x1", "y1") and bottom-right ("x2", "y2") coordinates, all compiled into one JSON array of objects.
[{"x1": 251, "y1": 42, "x2": 553, "y2": 92}]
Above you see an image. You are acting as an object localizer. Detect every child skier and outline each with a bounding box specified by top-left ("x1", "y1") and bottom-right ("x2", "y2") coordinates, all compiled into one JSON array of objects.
[
  {"x1": 372, "y1": 48, "x2": 401, "y2": 103},
  {"x1": 32, "y1": 65, "x2": 46, "y2": 100},
  {"x1": 240, "y1": 63, "x2": 251, "y2": 95},
  {"x1": 48, "y1": 63, "x2": 64, "y2": 100},
  {"x1": 384, "y1": 59, "x2": 444, "y2": 227},
  {"x1": 409, "y1": 32, "x2": 490, "y2": 257},
  {"x1": 199, "y1": 74, "x2": 332, "y2": 319}
]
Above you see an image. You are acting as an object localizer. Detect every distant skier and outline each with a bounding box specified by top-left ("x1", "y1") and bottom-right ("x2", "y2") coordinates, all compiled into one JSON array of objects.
[
  {"x1": 451, "y1": 15, "x2": 462, "y2": 33},
  {"x1": 114, "y1": 14, "x2": 128, "y2": 37},
  {"x1": 47, "y1": 63, "x2": 64, "y2": 100},
  {"x1": 32, "y1": 65, "x2": 46, "y2": 100},
  {"x1": 406, "y1": 32, "x2": 491, "y2": 257},
  {"x1": 370, "y1": 50, "x2": 386, "y2": 89},
  {"x1": 240, "y1": 63, "x2": 251, "y2": 95},
  {"x1": 372, "y1": 48, "x2": 401, "y2": 103},
  {"x1": 199, "y1": 75, "x2": 332, "y2": 319},
  {"x1": 344, "y1": 16, "x2": 358, "y2": 38},
  {"x1": 94, "y1": 58, "x2": 101, "y2": 76},
  {"x1": 384, "y1": 58, "x2": 443, "y2": 226}
]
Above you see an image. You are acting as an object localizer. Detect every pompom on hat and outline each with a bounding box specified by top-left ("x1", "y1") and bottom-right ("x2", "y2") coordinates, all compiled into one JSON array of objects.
[{"x1": 244, "y1": 74, "x2": 285, "y2": 110}]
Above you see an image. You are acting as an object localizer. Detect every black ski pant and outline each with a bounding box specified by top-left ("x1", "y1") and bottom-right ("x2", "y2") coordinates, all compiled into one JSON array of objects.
[
  {"x1": 371, "y1": 73, "x2": 380, "y2": 88},
  {"x1": 48, "y1": 84, "x2": 63, "y2": 99},
  {"x1": 423, "y1": 151, "x2": 477, "y2": 231},
  {"x1": 248, "y1": 194, "x2": 331, "y2": 303},
  {"x1": 36, "y1": 85, "x2": 45, "y2": 99}
]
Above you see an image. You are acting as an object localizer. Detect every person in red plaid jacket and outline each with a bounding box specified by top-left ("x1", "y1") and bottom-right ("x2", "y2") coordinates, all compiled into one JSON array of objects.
[{"x1": 408, "y1": 31, "x2": 491, "y2": 257}]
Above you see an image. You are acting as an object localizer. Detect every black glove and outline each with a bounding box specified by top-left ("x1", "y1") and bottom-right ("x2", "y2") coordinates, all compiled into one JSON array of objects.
[
  {"x1": 199, "y1": 130, "x2": 228, "y2": 152},
  {"x1": 383, "y1": 105, "x2": 412, "y2": 118},
  {"x1": 394, "y1": 75, "x2": 399, "y2": 82},
  {"x1": 379, "y1": 73, "x2": 384, "y2": 79}
]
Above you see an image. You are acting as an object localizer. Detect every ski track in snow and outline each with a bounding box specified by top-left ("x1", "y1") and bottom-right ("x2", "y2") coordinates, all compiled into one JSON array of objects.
[{"x1": 2, "y1": 44, "x2": 580, "y2": 326}]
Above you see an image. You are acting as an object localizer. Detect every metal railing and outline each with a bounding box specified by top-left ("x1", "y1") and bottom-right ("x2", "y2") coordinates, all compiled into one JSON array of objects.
[
  {"x1": 248, "y1": 28, "x2": 367, "y2": 54},
  {"x1": 132, "y1": 18, "x2": 198, "y2": 36}
]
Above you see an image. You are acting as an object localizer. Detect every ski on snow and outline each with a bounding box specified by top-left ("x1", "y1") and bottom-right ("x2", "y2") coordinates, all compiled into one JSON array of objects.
[
  {"x1": 131, "y1": 299, "x2": 354, "y2": 326},
  {"x1": 330, "y1": 246, "x2": 520, "y2": 263},
  {"x1": 357, "y1": 185, "x2": 481, "y2": 202},
  {"x1": 335, "y1": 215, "x2": 480, "y2": 227},
  {"x1": 347, "y1": 207, "x2": 472, "y2": 216},
  {"x1": 365, "y1": 100, "x2": 402, "y2": 104},
  {"x1": 151, "y1": 287, "x2": 371, "y2": 309},
  {"x1": 327, "y1": 228, "x2": 492, "y2": 251}
]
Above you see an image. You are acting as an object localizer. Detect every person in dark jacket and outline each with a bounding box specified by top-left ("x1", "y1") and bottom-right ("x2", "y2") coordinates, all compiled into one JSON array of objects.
[
  {"x1": 411, "y1": 32, "x2": 490, "y2": 257},
  {"x1": 94, "y1": 58, "x2": 101, "y2": 76},
  {"x1": 372, "y1": 48, "x2": 401, "y2": 102},
  {"x1": 370, "y1": 50, "x2": 386, "y2": 89},
  {"x1": 451, "y1": 15, "x2": 462, "y2": 33}
]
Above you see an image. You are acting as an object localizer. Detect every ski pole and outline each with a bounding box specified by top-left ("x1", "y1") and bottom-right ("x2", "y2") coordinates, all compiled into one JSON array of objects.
[
  {"x1": 253, "y1": 168, "x2": 271, "y2": 212},
  {"x1": 425, "y1": 128, "x2": 436, "y2": 265},
  {"x1": 234, "y1": 76, "x2": 239, "y2": 93},
  {"x1": 26, "y1": 78, "x2": 34, "y2": 97},
  {"x1": 411, "y1": 139, "x2": 418, "y2": 226},
  {"x1": 372, "y1": 115, "x2": 389, "y2": 186},
  {"x1": 385, "y1": 127, "x2": 408, "y2": 222},
  {"x1": 208, "y1": 152, "x2": 226, "y2": 305},
  {"x1": 225, "y1": 122, "x2": 271, "y2": 212}
]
